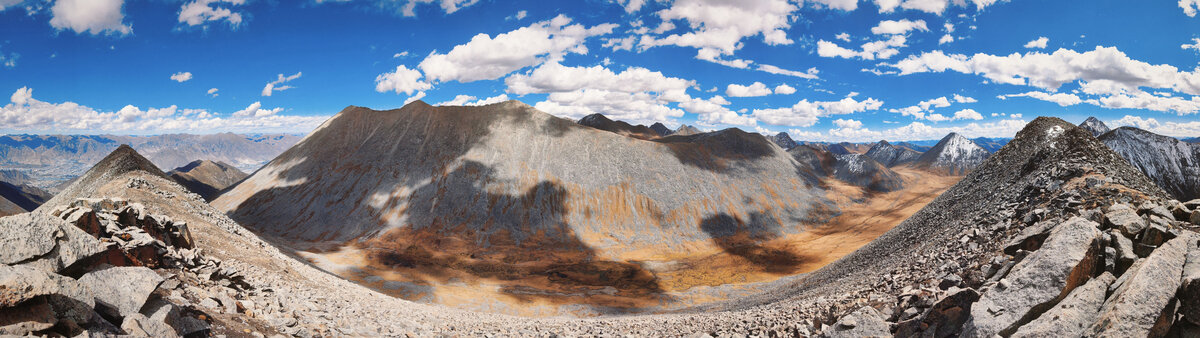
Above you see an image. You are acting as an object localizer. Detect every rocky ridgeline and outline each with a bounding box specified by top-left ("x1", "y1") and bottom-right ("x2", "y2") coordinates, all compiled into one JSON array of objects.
[
  {"x1": 823, "y1": 197, "x2": 1200, "y2": 337},
  {"x1": 0, "y1": 198, "x2": 258, "y2": 337}
]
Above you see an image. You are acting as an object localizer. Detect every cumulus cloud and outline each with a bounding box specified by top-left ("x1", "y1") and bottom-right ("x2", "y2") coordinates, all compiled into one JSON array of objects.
[
  {"x1": 375, "y1": 65, "x2": 431, "y2": 96},
  {"x1": 49, "y1": 0, "x2": 132, "y2": 35},
  {"x1": 262, "y1": 72, "x2": 302, "y2": 96},
  {"x1": 638, "y1": 0, "x2": 800, "y2": 60},
  {"x1": 170, "y1": 72, "x2": 193, "y2": 82},
  {"x1": 726, "y1": 82, "x2": 772, "y2": 97},
  {"x1": 1023, "y1": 36, "x2": 1048, "y2": 49},
  {"x1": 0, "y1": 87, "x2": 327, "y2": 134},
  {"x1": 1110, "y1": 115, "x2": 1200, "y2": 137},
  {"x1": 1183, "y1": 0, "x2": 1199, "y2": 17},
  {"x1": 398, "y1": 0, "x2": 480, "y2": 16},
  {"x1": 1183, "y1": 38, "x2": 1200, "y2": 53},
  {"x1": 507, "y1": 10, "x2": 527, "y2": 20},
  {"x1": 436, "y1": 94, "x2": 510, "y2": 106},
  {"x1": 756, "y1": 64, "x2": 820, "y2": 79},
  {"x1": 835, "y1": 32, "x2": 851, "y2": 42},
  {"x1": 207, "y1": 88, "x2": 219, "y2": 97},
  {"x1": 953, "y1": 94, "x2": 977, "y2": 103},
  {"x1": 885, "y1": 46, "x2": 1200, "y2": 97},
  {"x1": 791, "y1": 118, "x2": 1028, "y2": 143},
  {"x1": 178, "y1": 0, "x2": 245, "y2": 29},
  {"x1": 817, "y1": 35, "x2": 907, "y2": 60},
  {"x1": 998, "y1": 91, "x2": 1082, "y2": 106},
  {"x1": 939, "y1": 34, "x2": 954, "y2": 44},
  {"x1": 811, "y1": 0, "x2": 858, "y2": 11},
  {"x1": 417, "y1": 15, "x2": 617, "y2": 83},
  {"x1": 871, "y1": 19, "x2": 928, "y2": 35},
  {"x1": 752, "y1": 93, "x2": 884, "y2": 127},
  {"x1": 0, "y1": 48, "x2": 17, "y2": 68},
  {"x1": 610, "y1": 0, "x2": 646, "y2": 13},
  {"x1": 506, "y1": 62, "x2": 694, "y2": 124},
  {"x1": 891, "y1": 95, "x2": 981, "y2": 121},
  {"x1": 774, "y1": 84, "x2": 797, "y2": 95}
]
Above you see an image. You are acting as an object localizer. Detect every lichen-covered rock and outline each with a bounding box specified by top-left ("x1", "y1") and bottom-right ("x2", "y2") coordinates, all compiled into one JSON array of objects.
[
  {"x1": 1012, "y1": 272, "x2": 1114, "y2": 337},
  {"x1": 1088, "y1": 234, "x2": 1193, "y2": 337},
  {"x1": 1107, "y1": 204, "x2": 1146, "y2": 237},
  {"x1": 1177, "y1": 236, "x2": 1200, "y2": 325},
  {"x1": 0, "y1": 213, "x2": 59, "y2": 265},
  {"x1": 962, "y1": 218, "x2": 1102, "y2": 337}
]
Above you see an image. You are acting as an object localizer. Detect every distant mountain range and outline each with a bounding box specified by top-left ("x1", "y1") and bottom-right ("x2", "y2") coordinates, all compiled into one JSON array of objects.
[{"x1": 0, "y1": 133, "x2": 300, "y2": 188}]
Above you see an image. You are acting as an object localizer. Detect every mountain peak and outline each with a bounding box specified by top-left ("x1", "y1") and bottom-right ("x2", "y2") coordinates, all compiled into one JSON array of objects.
[
  {"x1": 914, "y1": 132, "x2": 989, "y2": 175},
  {"x1": 38, "y1": 144, "x2": 168, "y2": 210},
  {"x1": 1079, "y1": 116, "x2": 1112, "y2": 137}
]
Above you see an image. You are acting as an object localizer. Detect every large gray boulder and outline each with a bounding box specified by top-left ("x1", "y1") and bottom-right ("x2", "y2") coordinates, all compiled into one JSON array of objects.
[
  {"x1": 823, "y1": 306, "x2": 891, "y2": 338},
  {"x1": 1175, "y1": 235, "x2": 1200, "y2": 325},
  {"x1": 0, "y1": 265, "x2": 96, "y2": 325},
  {"x1": 1107, "y1": 204, "x2": 1146, "y2": 237},
  {"x1": 1011, "y1": 272, "x2": 1115, "y2": 337},
  {"x1": 78, "y1": 266, "x2": 164, "y2": 319},
  {"x1": 1088, "y1": 233, "x2": 1193, "y2": 337},
  {"x1": 0, "y1": 213, "x2": 60, "y2": 265},
  {"x1": 962, "y1": 218, "x2": 1102, "y2": 337}
]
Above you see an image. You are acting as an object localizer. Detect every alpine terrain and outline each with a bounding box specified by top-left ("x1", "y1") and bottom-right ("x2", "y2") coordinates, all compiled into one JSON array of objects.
[
  {"x1": 168, "y1": 160, "x2": 249, "y2": 201},
  {"x1": 912, "y1": 132, "x2": 991, "y2": 175},
  {"x1": 1099, "y1": 126, "x2": 1200, "y2": 201}
]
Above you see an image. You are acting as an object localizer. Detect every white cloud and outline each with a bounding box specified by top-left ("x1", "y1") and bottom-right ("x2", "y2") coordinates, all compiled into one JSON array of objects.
[
  {"x1": 232, "y1": 101, "x2": 282, "y2": 118},
  {"x1": 874, "y1": 0, "x2": 902, "y2": 12},
  {"x1": 756, "y1": 64, "x2": 820, "y2": 79},
  {"x1": 998, "y1": 91, "x2": 1082, "y2": 106},
  {"x1": 49, "y1": 0, "x2": 132, "y2": 35},
  {"x1": 1023, "y1": 36, "x2": 1048, "y2": 49},
  {"x1": 726, "y1": 82, "x2": 772, "y2": 97},
  {"x1": 207, "y1": 88, "x2": 219, "y2": 97},
  {"x1": 871, "y1": 19, "x2": 928, "y2": 35},
  {"x1": 0, "y1": 87, "x2": 327, "y2": 134},
  {"x1": 418, "y1": 15, "x2": 616, "y2": 83},
  {"x1": 953, "y1": 94, "x2": 977, "y2": 103},
  {"x1": 610, "y1": 0, "x2": 646, "y2": 13},
  {"x1": 262, "y1": 72, "x2": 302, "y2": 96},
  {"x1": 1110, "y1": 115, "x2": 1200, "y2": 137},
  {"x1": 810, "y1": 0, "x2": 858, "y2": 11},
  {"x1": 0, "y1": 48, "x2": 18, "y2": 68},
  {"x1": 752, "y1": 93, "x2": 883, "y2": 127},
  {"x1": 817, "y1": 35, "x2": 907, "y2": 60},
  {"x1": 0, "y1": 0, "x2": 23, "y2": 11},
  {"x1": 178, "y1": 0, "x2": 245, "y2": 29},
  {"x1": 398, "y1": 0, "x2": 480, "y2": 16},
  {"x1": 1183, "y1": 38, "x2": 1200, "y2": 53},
  {"x1": 833, "y1": 118, "x2": 863, "y2": 129},
  {"x1": 170, "y1": 72, "x2": 193, "y2": 83},
  {"x1": 375, "y1": 65, "x2": 431, "y2": 95},
  {"x1": 393, "y1": 51, "x2": 410, "y2": 58},
  {"x1": 835, "y1": 32, "x2": 851, "y2": 42},
  {"x1": 901, "y1": 0, "x2": 949, "y2": 14},
  {"x1": 952, "y1": 108, "x2": 983, "y2": 120},
  {"x1": 939, "y1": 34, "x2": 954, "y2": 44},
  {"x1": 638, "y1": 0, "x2": 800, "y2": 59},
  {"x1": 1182, "y1": 0, "x2": 1199, "y2": 17},
  {"x1": 683, "y1": 95, "x2": 756, "y2": 126},
  {"x1": 774, "y1": 84, "x2": 797, "y2": 95},
  {"x1": 508, "y1": 10, "x2": 527, "y2": 20},
  {"x1": 1091, "y1": 90, "x2": 1200, "y2": 114},
  {"x1": 507, "y1": 62, "x2": 694, "y2": 124},
  {"x1": 436, "y1": 94, "x2": 510, "y2": 106},
  {"x1": 790, "y1": 118, "x2": 1028, "y2": 142},
  {"x1": 886, "y1": 46, "x2": 1200, "y2": 97},
  {"x1": 891, "y1": 95, "x2": 980, "y2": 121}
]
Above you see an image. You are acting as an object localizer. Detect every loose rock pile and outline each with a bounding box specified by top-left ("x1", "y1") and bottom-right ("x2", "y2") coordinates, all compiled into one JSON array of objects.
[
  {"x1": 0, "y1": 198, "x2": 261, "y2": 336},
  {"x1": 824, "y1": 197, "x2": 1200, "y2": 337}
]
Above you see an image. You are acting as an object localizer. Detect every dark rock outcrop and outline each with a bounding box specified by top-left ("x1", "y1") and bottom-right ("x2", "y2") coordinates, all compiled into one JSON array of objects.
[
  {"x1": 1080, "y1": 116, "x2": 1111, "y2": 137},
  {"x1": 1099, "y1": 126, "x2": 1200, "y2": 201},
  {"x1": 769, "y1": 132, "x2": 798, "y2": 150},
  {"x1": 864, "y1": 140, "x2": 922, "y2": 167}
]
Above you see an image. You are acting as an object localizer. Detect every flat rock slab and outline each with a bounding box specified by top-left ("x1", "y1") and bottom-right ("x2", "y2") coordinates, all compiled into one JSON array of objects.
[
  {"x1": 1012, "y1": 272, "x2": 1115, "y2": 337},
  {"x1": 1088, "y1": 233, "x2": 1193, "y2": 337},
  {"x1": 79, "y1": 266, "x2": 164, "y2": 319},
  {"x1": 1107, "y1": 204, "x2": 1146, "y2": 237},
  {"x1": 963, "y1": 217, "x2": 1101, "y2": 337},
  {"x1": 0, "y1": 213, "x2": 60, "y2": 265}
]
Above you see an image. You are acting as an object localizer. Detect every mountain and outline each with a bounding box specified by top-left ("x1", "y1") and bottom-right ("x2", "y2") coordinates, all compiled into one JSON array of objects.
[
  {"x1": 0, "y1": 195, "x2": 24, "y2": 216},
  {"x1": 672, "y1": 124, "x2": 703, "y2": 136},
  {"x1": 0, "y1": 133, "x2": 300, "y2": 188},
  {"x1": 827, "y1": 143, "x2": 852, "y2": 155},
  {"x1": 214, "y1": 100, "x2": 832, "y2": 304},
  {"x1": 1080, "y1": 116, "x2": 1111, "y2": 137},
  {"x1": 39, "y1": 145, "x2": 169, "y2": 209},
  {"x1": 0, "y1": 180, "x2": 51, "y2": 212},
  {"x1": 913, "y1": 132, "x2": 990, "y2": 175},
  {"x1": 649, "y1": 122, "x2": 671, "y2": 136},
  {"x1": 1099, "y1": 127, "x2": 1200, "y2": 201},
  {"x1": 970, "y1": 137, "x2": 1010, "y2": 153},
  {"x1": 864, "y1": 140, "x2": 922, "y2": 167},
  {"x1": 1182, "y1": 137, "x2": 1199, "y2": 143},
  {"x1": 894, "y1": 141, "x2": 934, "y2": 152},
  {"x1": 0, "y1": 169, "x2": 32, "y2": 185},
  {"x1": 168, "y1": 160, "x2": 248, "y2": 201},
  {"x1": 768, "y1": 132, "x2": 798, "y2": 150},
  {"x1": 831, "y1": 154, "x2": 904, "y2": 192},
  {"x1": 576, "y1": 113, "x2": 660, "y2": 140}
]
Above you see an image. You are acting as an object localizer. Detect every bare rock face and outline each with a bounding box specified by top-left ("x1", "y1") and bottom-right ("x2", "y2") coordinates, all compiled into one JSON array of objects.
[
  {"x1": 912, "y1": 133, "x2": 990, "y2": 175},
  {"x1": 1080, "y1": 116, "x2": 1111, "y2": 137},
  {"x1": 1100, "y1": 127, "x2": 1200, "y2": 201},
  {"x1": 962, "y1": 217, "x2": 1102, "y2": 337},
  {"x1": 864, "y1": 140, "x2": 922, "y2": 167},
  {"x1": 1180, "y1": 237, "x2": 1200, "y2": 325},
  {"x1": 1089, "y1": 233, "x2": 1193, "y2": 337},
  {"x1": 1106, "y1": 204, "x2": 1147, "y2": 237},
  {"x1": 79, "y1": 266, "x2": 164, "y2": 319},
  {"x1": 0, "y1": 212, "x2": 107, "y2": 274},
  {"x1": 1012, "y1": 272, "x2": 1115, "y2": 337},
  {"x1": 167, "y1": 160, "x2": 248, "y2": 201}
]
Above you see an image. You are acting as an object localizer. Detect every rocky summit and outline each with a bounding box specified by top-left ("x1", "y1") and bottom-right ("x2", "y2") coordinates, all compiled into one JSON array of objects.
[{"x1": 913, "y1": 132, "x2": 990, "y2": 175}]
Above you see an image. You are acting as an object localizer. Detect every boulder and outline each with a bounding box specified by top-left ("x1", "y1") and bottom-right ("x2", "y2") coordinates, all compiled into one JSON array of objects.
[
  {"x1": 1088, "y1": 234, "x2": 1193, "y2": 337},
  {"x1": 1142, "y1": 217, "x2": 1173, "y2": 246},
  {"x1": 1110, "y1": 230, "x2": 1137, "y2": 273},
  {"x1": 1141, "y1": 204, "x2": 1175, "y2": 221},
  {"x1": 962, "y1": 218, "x2": 1102, "y2": 337},
  {"x1": 0, "y1": 265, "x2": 95, "y2": 325},
  {"x1": 894, "y1": 288, "x2": 979, "y2": 338},
  {"x1": 1011, "y1": 272, "x2": 1115, "y2": 337},
  {"x1": 121, "y1": 313, "x2": 180, "y2": 338},
  {"x1": 1169, "y1": 201, "x2": 1191, "y2": 220},
  {"x1": 823, "y1": 306, "x2": 891, "y2": 338},
  {"x1": 1107, "y1": 204, "x2": 1146, "y2": 237},
  {"x1": 1003, "y1": 221, "x2": 1055, "y2": 255},
  {"x1": 1178, "y1": 236, "x2": 1200, "y2": 325},
  {"x1": 1192, "y1": 210, "x2": 1200, "y2": 225},
  {"x1": 78, "y1": 266, "x2": 164, "y2": 319},
  {"x1": 0, "y1": 213, "x2": 60, "y2": 265}
]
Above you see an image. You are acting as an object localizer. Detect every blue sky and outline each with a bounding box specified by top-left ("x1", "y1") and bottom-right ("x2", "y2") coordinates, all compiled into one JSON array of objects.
[{"x1": 1, "y1": 0, "x2": 1199, "y2": 141}]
